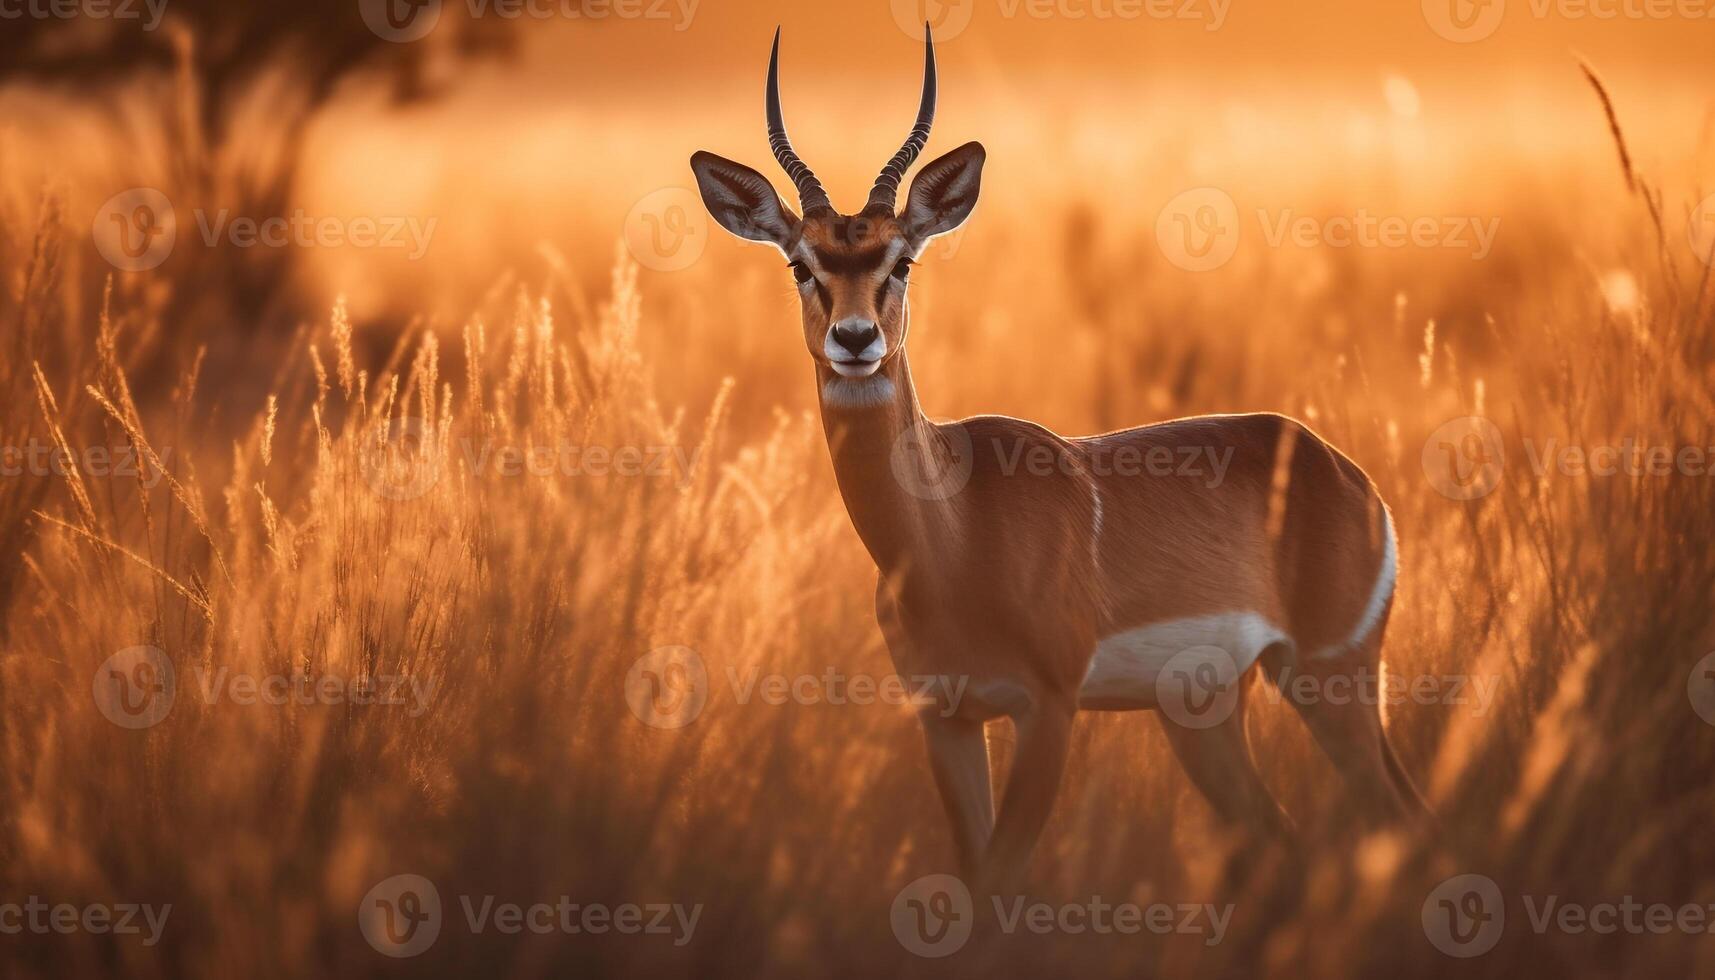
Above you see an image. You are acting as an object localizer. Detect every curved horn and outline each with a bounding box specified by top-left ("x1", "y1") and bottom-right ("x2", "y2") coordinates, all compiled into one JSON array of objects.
[
  {"x1": 865, "y1": 23, "x2": 937, "y2": 214},
  {"x1": 766, "y1": 28, "x2": 832, "y2": 216}
]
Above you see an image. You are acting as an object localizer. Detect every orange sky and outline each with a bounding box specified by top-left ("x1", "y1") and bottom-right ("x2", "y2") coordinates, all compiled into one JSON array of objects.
[
  {"x1": 4, "y1": 0, "x2": 1708, "y2": 318},
  {"x1": 497, "y1": 0, "x2": 1715, "y2": 88},
  {"x1": 276, "y1": 2, "x2": 1710, "y2": 313}
]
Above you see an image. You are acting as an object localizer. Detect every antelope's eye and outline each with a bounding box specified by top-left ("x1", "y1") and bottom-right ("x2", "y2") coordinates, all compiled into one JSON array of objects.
[
  {"x1": 890, "y1": 259, "x2": 912, "y2": 282},
  {"x1": 790, "y1": 261, "x2": 814, "y2": 285}
]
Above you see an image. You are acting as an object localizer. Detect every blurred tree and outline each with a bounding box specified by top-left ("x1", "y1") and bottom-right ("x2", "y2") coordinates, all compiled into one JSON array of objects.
[
  {"x1": 0, "y1": 2, "x2": 517, "y2": 407},
  {"x1": 0, "y1": 0, "x2": 515, "y2": 138}
]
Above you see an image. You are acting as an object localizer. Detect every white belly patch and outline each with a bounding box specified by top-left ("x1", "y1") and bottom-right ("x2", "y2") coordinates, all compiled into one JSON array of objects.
[{"x1": 1079, "y1": 611, "x2": 1290, "y2": 710}]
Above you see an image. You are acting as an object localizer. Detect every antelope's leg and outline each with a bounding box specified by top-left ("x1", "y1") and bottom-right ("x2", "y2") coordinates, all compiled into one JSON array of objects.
[
  {"x1": 1280, "y1": 660, "x2": 1421, "y2": 826},
  {"x1": 1155, "y1": 687, "x2": 1293, "y2": 841},
  {"x1": 919, "y1": 713, "x2": 995, "y2": 879},
  {"x1": 979, "y1": 694, "x2": 1075, "y2": 895}
]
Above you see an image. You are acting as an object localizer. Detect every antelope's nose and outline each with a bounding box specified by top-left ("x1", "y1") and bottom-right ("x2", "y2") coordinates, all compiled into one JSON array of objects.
[{"x1": 831, "y1": 319, "x2": 881, "y2": 357}]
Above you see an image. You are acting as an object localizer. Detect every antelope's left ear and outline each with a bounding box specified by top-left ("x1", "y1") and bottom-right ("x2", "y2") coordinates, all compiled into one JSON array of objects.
[{"x1": 902, "y1": 141, "x2": 985, "y2": 245}]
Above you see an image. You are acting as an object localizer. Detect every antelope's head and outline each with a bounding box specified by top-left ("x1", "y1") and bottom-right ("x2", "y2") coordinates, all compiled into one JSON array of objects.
[{"x1": 690, "y1": 27, "x2": 984, "y2": 404}]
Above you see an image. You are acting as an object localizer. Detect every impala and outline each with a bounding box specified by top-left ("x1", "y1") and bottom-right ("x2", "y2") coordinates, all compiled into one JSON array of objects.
[{"x1": 690, "y1": 27, "x2": 1431, "y2": 891}]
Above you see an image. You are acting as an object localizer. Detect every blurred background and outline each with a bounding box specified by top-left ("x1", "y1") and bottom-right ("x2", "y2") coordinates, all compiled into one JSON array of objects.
[
  {"x1": 1, "y1": 2, "x2": 1713, "y2": 978},
  {"x1": 2, "y1": 0, "x2": 1711, "y2": 407}
]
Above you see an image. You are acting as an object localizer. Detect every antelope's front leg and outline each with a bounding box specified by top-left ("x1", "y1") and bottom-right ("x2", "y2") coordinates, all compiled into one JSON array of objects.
[
  {"x1": 979, "y1": 690, "x2": 1076, "y2": 896},
  {"x1": 878, "y1": 585, "x2": 996, "y2": 877},
  {"x1": 918, "y1": 713, "x2": 995, "y2": 879}
]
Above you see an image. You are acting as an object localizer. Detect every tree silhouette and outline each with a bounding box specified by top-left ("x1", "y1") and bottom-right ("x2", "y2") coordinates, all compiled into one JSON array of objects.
[{"x1": 1, "y1": 3, "x2": 516, "y2": 394}]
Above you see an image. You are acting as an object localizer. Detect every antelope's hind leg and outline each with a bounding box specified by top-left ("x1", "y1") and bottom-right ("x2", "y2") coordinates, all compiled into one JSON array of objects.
[
  {"x1": 1155, "y1": 676, "x2": 1293, "y2": 842},
  {"x1": 1280, "y1": 640, "x2": 1432, "y2": 828}
]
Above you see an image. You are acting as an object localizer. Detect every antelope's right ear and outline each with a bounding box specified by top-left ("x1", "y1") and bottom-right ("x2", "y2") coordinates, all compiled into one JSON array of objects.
[{"x1": 689, "y1": 151, "x2": 799, "y2": 250}]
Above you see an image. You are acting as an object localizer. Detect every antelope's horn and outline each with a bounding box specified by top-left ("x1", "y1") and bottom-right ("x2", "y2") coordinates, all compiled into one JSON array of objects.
[
  {"x1": 766, "y1": 28, "x2": 833, "y2": 216},
  {"x1": 864, "y1": 23, "x2": 937, "y2": 214}
]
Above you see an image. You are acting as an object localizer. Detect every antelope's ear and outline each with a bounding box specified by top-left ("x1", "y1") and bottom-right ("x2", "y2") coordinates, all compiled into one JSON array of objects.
[
  {"x1": 689, "y1": 151, "x2": 799, "y2": 249},
  {"x1": 902, "y1": 141, "x2": 985, "y2": 245}
]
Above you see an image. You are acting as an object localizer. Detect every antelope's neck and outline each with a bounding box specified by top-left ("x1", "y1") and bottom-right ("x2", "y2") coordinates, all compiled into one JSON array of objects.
[{"x1": 817, "y1": 354, "x2": 962, "y2": 590}]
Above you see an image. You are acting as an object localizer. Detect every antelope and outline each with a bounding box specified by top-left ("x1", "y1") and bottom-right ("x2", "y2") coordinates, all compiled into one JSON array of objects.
[{"x1": 689, "y1": 26, "x2": 1431, "y2": 892}]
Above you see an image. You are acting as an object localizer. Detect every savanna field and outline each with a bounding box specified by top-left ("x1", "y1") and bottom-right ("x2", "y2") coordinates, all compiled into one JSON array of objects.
[{"x1": 2, "y1": 3, "x2": 1715, "y2": 977}]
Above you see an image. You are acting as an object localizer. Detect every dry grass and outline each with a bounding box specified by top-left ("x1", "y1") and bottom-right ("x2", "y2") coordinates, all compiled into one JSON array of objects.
[{"x1": 2, "y1": 74, "x2": 1715, "y2": 980}]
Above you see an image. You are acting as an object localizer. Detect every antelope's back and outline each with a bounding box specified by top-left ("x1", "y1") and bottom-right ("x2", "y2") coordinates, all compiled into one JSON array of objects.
[{"x1": 1079, "y1": 413, "x2": 1391, "y2": 652}]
